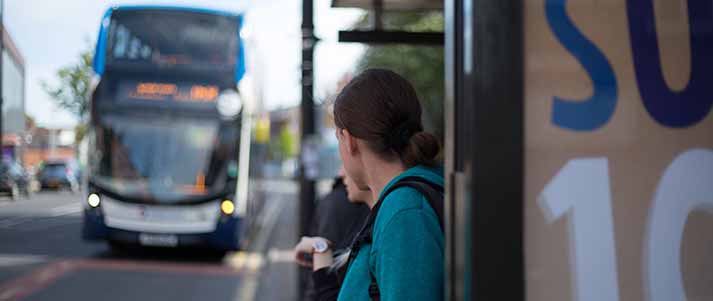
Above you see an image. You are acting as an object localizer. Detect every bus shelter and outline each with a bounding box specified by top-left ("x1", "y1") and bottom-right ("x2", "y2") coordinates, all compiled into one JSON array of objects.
[
  {"x1": 305, "y1": 0, "x2": 713, "y2": 300},
  {"x1": 448, "y1": 1, "x2": 713, "y2": 300}
]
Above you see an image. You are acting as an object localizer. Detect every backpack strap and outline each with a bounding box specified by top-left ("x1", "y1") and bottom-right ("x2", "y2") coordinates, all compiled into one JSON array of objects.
[
  {"x1": 365, "y1": 176, "x2": 444, "y2": 300},
  {"x1": 352, "y1": 176, "x2": 444, "y2": 255},
  {"x1": 384, "y1": 176, "x2": 444, "y2": 230}
]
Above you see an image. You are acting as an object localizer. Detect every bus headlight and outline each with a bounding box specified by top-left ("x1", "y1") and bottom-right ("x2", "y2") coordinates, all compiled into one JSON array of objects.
[
  {"x1": 88, "y1": 193, "x2": 101, "y2": 208},
  {"x1": 221, "y1": 200, "x2": 235, "y2": 215},
  {"x1": 217, "y1": 90, "x2": 242, "y2": 118}
]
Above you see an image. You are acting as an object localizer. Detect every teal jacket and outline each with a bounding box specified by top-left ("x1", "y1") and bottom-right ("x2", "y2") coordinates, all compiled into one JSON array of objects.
[{"x1": 338, "y1": 166, "x2": 444, "y2": 301}]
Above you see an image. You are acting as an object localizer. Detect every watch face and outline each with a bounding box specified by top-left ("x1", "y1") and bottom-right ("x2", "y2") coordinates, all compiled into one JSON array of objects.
[{"x1": 313, "y1": 240, "x2": 328, "y2": 253}]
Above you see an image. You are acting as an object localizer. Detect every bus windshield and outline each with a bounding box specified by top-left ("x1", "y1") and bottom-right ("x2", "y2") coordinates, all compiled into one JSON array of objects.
[
  {"x1": 107, "y1": 9, "x2": 239, "y2": 69},
  {"x1": 93, "y1": 115, "x2": 238, "y2": 204}
]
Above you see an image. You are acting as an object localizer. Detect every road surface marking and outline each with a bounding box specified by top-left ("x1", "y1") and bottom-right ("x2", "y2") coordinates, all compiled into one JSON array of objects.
[
  {"x1": 0, "y1": 254, "x2": 47, "y2": 267},
  {"x1": 0, "y1": 260, "x2": 75, "y2": 301},
  {"x1": 225, "y1": 251, "x2": 265, "y2": 272},
  {"x1": 0, "y1": 258, "x2": 246, "y2": 300},
  {"x1": 0, "y1": 215, "x2": 81, "y2": 231},
  {"x1": 0, "y1": 288, "x2": 20, "y2": 300},
  {"x1": 250, "y1": 195, "x2": 284, "y2": 253},
  {"x1": 0, "y1": 216, "x2": 33, "y2": 228},
  {"x1": 230, "y1": 196, "x2": 287, "y2": 301},
  {"x1": 74, "y1": 259, "x2": 243, "y2": 276},
  {"x1": 236, "y1": 274, "x2": 260, "y2": 301},
  {"x1": 267, "y1": 248, "x2": 295, "y2": 264},
  {"x1": 18, "y1": 218, "x2": 81, "y2": 232},
  {"x1": 0, "y1": 203, "x2": 81, "y2": 230},
  {"x1": 50, "y1": 203, "x2": 82, "y2": 217}
]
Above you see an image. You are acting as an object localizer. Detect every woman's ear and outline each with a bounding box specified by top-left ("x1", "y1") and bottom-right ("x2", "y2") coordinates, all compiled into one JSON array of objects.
[{"x1": 343, "y1": 129, "x2": 359, "y2": 156}]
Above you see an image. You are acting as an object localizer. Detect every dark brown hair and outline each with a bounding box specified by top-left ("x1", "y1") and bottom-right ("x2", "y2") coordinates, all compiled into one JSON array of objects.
[{"x1": 333, "y1": 69, "x2": 439, "y2": 167}]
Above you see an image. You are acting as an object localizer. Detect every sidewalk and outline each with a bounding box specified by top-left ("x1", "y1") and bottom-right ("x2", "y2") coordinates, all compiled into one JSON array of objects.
[
  {"x1": 253, "y1": 191, "x2": 299, "y2": 300},
  {"x1": 231, "y1": 178, "x2": 337, "y2": 300},
  {"x1": 231, "y1": 179, "x2": 299, "y2": 300}
]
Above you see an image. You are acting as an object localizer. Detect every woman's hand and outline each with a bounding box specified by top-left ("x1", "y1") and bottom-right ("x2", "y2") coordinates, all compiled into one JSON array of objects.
[
  {"x1": 294, "y1": 236, "x2": 318, "y2": 267},
  {"x1": 294, "y1": 236, "x2": 335, "y2": 271}
]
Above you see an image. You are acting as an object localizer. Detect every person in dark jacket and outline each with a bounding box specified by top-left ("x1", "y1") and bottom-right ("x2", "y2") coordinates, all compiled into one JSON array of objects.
[
  {"x1": 312, "y1": 168, "x2": 370, "y2": 250},
  {"x1": 301, "y1": 167, "x2": 370, "y2": 300}
]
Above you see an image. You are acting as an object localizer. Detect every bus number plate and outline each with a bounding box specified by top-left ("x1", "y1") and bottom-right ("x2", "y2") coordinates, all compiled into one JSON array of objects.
[{"x1": 139, "y1": 233, "x2": 178, "y2": 247}]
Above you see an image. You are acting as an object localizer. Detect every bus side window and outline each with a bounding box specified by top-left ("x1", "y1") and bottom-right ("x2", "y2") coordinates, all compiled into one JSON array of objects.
[{"x1": 113, "y1": 25, "x2": 129, "y2": 59}]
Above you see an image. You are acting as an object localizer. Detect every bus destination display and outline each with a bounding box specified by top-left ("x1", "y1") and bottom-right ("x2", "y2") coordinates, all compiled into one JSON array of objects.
[{"x1": 119, "y1": 81, "x2": 219, "y2": 103}]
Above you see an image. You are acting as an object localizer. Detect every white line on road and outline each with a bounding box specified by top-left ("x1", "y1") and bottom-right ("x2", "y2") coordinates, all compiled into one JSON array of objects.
[
  {"x1": 0, "y1": 254, "x2": 48, "y2": 267},
  {"x1": 0, "y1": 203, "x2": 82, "y2": 229},
  {"x1": 267, "y1": 248, "x2": 295, "y2": 264},
  {"x1": 18, "y1": 217, "x2": 81, "y2": 232},
  {"x1": 228, "y1": 196, "x2": 286, "y2": 301},
  {"x1": 0, "y1": 216, "x2": 33, "y2": 228},
  {"x1": 251, "y1": 197, "x2": 285, "y2": 253},
  {"x1": 49, "y1": 203, "x2": 82, "y2": 217},
  {"x1": 0, "y1": 202, "x2": 82, "y2": 229}
]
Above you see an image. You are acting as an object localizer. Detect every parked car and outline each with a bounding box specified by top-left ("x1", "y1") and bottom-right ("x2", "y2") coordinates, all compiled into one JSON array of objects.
[
  {"x1": 38, "y1": 160, "x2": 80, "y2": 192},
  {"x1": 0, "y1": 161, "x2": 32, "y2": 200}
]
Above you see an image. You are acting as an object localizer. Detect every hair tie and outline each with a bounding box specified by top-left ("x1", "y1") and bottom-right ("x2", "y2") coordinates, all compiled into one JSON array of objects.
[{"x1": 387, "y1": 122, "x2": 420, "y2": 152}]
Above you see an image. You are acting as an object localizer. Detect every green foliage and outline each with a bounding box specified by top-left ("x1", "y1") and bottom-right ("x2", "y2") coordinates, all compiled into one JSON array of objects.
[
  {"x1": 279, "y1": 126, "x2": 297, "y2": 158},
  {"x1": 266, "y1": 125, "x2": 298, "y2": 161},
  {"x1": 355, "y1": 12, "x2": 445, "y2": 141},
  {"x1": 74, "y1": 123, "x2": 88, "y2": 145},
  {"x1": 25, "y1": 113, "x2": 36, "y2": 129},
  {"x1": 41, "y1": 45, "x2": 94, "y2": 121}
]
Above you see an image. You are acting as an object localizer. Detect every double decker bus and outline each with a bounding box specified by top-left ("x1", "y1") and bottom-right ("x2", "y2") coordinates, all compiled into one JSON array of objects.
[{"x1": 81, "y1": 5, "x2": 253, "y2": 251}]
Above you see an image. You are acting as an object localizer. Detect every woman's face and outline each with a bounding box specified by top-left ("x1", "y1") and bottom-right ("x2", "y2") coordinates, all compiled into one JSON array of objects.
[
  {"x1": 340, "y1": 167, "x2": 371, "y2": 203},
  {"x1": 336, "y1": 128, "x2": 368, "y2": 190}
]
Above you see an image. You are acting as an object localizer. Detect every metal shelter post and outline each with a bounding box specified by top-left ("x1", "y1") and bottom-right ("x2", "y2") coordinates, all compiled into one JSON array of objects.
[{"x1": 299, "y1": 0, "x2": 317, "y2": 300}]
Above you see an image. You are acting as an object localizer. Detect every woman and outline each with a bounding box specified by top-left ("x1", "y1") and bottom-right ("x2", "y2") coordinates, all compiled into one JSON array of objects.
[{"x1": 295, "y1": 69, "x2": 444, "y2": 301}]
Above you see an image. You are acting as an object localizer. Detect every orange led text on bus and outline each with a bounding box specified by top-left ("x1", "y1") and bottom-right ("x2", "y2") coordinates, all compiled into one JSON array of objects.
[
  {"x1": 129, "y1": 82, "x2": 219, "y2": 102},
  {"x1": 188, "y1": 85, "x2": 219, "y2": 102}
]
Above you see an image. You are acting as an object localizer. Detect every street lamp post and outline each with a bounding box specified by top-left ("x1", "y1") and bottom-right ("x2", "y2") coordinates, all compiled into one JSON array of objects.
[{"x1": 299, "y1": 0, "x2": 317, "y2": 300}]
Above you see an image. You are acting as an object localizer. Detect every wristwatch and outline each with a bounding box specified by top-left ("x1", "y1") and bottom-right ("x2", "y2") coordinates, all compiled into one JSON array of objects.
[{"x1": 312, "y1": 238, "x2": 331, "y2": 254}]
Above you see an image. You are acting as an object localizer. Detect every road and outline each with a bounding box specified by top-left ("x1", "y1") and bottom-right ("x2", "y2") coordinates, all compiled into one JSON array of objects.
[{"x1": 0, "y1": 184, "x2": 298, "y2": 301}]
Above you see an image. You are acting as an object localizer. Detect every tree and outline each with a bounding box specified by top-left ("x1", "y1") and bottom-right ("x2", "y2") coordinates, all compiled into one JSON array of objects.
[
  {"x1": 41, "y1": 44, "x2": 94, "y2": 144},
  {"x1": 25, "y1": 113, "x2": 36, "y2": 130},
  {"x1": 41, "y1": 44, "x2": 94, "y2": 122},
  {"x1": 355, "y1": 12, "x2": 445, "y2": 141}
]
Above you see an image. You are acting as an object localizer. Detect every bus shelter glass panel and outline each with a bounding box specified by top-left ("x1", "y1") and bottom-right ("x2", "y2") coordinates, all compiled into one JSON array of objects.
[{"x1": 524, "y1": 1, "x2": 713, "y2": 300}]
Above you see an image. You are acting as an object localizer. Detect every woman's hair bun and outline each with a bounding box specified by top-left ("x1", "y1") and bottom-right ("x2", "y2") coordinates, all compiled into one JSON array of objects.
[{"x1": 402, "y1": 131, "x2": 440, "y2": 167}]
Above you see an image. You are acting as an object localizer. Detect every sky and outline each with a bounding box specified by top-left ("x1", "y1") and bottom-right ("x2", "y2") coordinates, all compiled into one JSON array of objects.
[{"x1": 5, "y1": 0, "x2": 365, "y2": 128}]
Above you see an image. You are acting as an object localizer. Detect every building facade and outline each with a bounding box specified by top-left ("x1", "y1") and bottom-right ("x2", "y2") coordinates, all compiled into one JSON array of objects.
[{"x1": 1, "y1": 26, "x2": 25, "y2": 162}]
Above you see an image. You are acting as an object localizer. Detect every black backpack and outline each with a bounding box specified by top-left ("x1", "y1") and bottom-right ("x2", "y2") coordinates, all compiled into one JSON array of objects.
[{"x1": 346, "y1": 176, "x2": 444, "y2": 300}]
